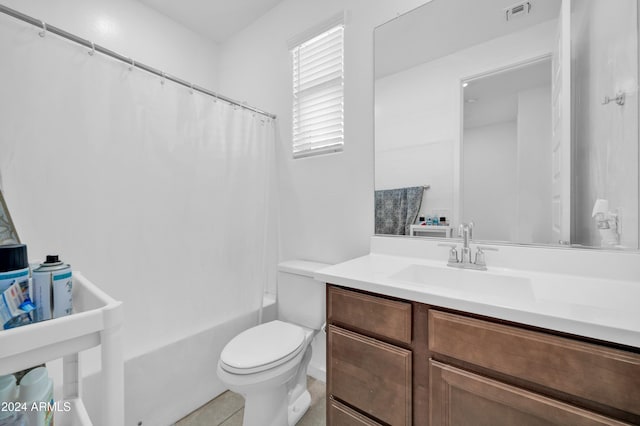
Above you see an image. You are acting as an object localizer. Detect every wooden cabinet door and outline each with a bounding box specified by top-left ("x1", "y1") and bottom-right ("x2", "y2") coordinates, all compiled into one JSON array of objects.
[
  {"x1": 430, "y1": 360, "x2": 631, "y2": 426},
  {"x1": 328, "y1": 325, "x2": 412, "y2": 425},
  {"x1": 429, "y1": 310, "x2": 640, "y2": 418},
  {"x1": 328, "y1": 399, "x2": 383, "y2": 426}
]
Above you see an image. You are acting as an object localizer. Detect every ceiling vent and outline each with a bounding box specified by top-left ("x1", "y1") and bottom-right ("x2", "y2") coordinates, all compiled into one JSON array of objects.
[{"x1": 505, "y1": 2, "x2": 532, "y2": 21}]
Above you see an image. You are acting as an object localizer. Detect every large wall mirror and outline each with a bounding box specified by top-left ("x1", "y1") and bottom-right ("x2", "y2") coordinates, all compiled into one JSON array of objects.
[{"x1": 374, "y1": 0, "x2": 639, "y2": 249}]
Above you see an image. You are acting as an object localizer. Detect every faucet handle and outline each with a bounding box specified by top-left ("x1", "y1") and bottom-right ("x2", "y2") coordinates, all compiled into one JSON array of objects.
[
  {"x1": 438, "y1": 243, "x2": 459, "y2": 264},
  {"x1": 474, "y1": 245, "x2": 498, "y2": 267}
]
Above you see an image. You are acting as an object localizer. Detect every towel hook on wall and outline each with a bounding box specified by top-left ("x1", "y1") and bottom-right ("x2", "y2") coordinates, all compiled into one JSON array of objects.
[
  {"x1": 38, "y1": 21, "x2": 46, "y2": 37},
  {"x1": 602, "y1": 92, "x2": 625, "y2": 106}
]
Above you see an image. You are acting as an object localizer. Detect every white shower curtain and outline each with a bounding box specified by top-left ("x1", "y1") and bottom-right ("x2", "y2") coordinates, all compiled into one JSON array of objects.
[{"x1": 0, "y1": 15, "x2": 277, "y2": 357}]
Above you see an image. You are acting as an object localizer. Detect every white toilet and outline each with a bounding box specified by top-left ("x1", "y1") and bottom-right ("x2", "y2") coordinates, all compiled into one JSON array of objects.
[{"x1": 217, "y1": 260, "x2": 329, "y2": 426}]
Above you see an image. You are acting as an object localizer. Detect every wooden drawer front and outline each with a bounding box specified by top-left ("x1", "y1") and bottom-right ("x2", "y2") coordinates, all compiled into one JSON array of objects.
[
  {"x1": 328, "y1": 285, "x2": 412, "y2": 344},
  {"x1": 328, "y1": 325, "x2": 412, "y2": 425},
  {"x1": 430, "y1": 360, "x2": 631, "y2": 426},
  {"x1": 328, "y1": 399, "x2": 383, "y2": 426},
  {"x1": 428, "y1": 310, "x2": 640, "y2": 417}
]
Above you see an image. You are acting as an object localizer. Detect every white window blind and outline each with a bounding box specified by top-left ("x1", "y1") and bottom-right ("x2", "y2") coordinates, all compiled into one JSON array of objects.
[{"x1": 291, "y1": 24, "x2": 344, "y2": 158}]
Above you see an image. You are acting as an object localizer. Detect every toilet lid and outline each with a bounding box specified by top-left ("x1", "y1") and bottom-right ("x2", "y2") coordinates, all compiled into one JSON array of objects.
[{"x1": 220, "y1": 320, "x2": 306, "y2": 374}]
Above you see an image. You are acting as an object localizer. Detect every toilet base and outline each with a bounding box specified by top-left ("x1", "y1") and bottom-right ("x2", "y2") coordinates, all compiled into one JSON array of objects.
[
  {"x1": 288, "y1": 389, "x2": 311, "y2": 425},
  {"x1": 243, "y1": 385, "x2": 289, "y2": 426},
  {"x1": 241, "y1": 385, "x2": 311, "y2": 426}
]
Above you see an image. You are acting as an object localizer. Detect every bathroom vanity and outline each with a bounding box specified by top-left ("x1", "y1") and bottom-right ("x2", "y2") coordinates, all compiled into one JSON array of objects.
[{"x1": 319, "y1": 238, "x2": 640, "y2": 426}]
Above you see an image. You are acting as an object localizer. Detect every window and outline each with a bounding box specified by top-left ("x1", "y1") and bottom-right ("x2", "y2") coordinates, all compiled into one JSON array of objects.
[{"x1": 291, "y1": 23, "x2": 344, "y2": 158}]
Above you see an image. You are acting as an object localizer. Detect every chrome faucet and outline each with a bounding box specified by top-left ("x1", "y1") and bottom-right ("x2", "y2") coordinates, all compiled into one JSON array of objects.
[
  {"x1": 459, "y1": 222, "x2": 474, "y2": 264},
  {"x1": 439, "y1": 222, "x2": 497, "y2": 271}
]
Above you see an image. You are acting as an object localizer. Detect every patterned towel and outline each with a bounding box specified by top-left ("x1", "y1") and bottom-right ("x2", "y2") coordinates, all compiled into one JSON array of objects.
[{"x1": 375, "y1": 186, "x2": 423, "y2": 235}]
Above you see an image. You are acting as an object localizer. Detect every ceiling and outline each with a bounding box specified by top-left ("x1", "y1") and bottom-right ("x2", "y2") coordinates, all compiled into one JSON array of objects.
[
  {"x1": 375, "y1": 0, "x2": 560, "y2": 79},
  {"x1": 464, "y1": 57, "x2": 552, "y2": 129},
  {"x1": 138, "y1": 0, "x2": 284, "y2": 43}
]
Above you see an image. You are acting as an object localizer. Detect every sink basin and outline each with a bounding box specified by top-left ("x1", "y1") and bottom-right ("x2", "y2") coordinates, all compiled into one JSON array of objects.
[{"x1": 390, "y1": 264, "x2": 533, "y2": 302}]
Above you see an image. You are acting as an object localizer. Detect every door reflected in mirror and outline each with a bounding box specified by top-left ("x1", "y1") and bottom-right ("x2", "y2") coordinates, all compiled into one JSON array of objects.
[
  {"x1": 374, "y1": 0, "x2": 639, "y2": 249},
  {"x1": 462, "y1": 57, "x2": 554, "y2": 244}
]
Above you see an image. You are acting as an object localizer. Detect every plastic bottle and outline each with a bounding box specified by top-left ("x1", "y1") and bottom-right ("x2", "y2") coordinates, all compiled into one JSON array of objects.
[
  {"x1": 32, "y1": 255, "x2": 73, "y2": 322},
  {"x1": 0, "y1": 244, "x2": 29, "y2": 293},
  {"x1": 0, "y1": 375, "x2": 26, "y2": 426},
  {"x1": 17, "y1": 368, "x2": 53, "y2": 426},
  {"x1": 0, "y1": 244, "x2": 33, "y2": 330}
]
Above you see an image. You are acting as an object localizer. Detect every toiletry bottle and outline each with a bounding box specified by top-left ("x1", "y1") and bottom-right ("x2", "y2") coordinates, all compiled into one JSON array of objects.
[
  {"x1": 0, "y1": 375, "x2": 26, "y2": 426},
  {"x1": 32, "y1": 255, "x2": 73, "y2": 322},
  {"x1": 0, "y1": 244, "x2": 34, "y2": 329},
  {"x1": 0, "y1": 244, "x2": 29, "y2": 293},
  {"x1": 18, "y1": 367, "x2": 53, "y2": 426}
]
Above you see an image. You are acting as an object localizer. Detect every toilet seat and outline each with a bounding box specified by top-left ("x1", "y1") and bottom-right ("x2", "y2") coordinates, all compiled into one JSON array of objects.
[{"x1": 220, "y1": 320, "x2": 306, "y2": 375}]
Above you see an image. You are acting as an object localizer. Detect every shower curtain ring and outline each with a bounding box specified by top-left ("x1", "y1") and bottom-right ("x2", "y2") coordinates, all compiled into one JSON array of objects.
[
  {"x1": 129, "y1": 58, "x2": 135, "y2": 71},
  {"x1": 38, "y1": 21, "x2": 47, "y2": 37},
  {"x1": 161, "y1": 72, "x2": 166, "y2": 85},
  {"x1": 88, "y1": 42, "x2": 95, "y2": 56},
  {"x1": 190, "y1": 83, "x2": 194, "y2": 94}
]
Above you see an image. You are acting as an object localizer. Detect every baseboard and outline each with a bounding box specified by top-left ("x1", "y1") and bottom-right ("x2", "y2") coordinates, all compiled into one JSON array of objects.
[{"x1": 307, "y1": 363, "x2": 326, "y2": 383}]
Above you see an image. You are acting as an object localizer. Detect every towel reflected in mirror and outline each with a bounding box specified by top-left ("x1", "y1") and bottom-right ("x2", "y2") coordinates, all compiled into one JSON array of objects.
[{"x1": 375, "y1": 186, "x2": 423, "y2": 235}]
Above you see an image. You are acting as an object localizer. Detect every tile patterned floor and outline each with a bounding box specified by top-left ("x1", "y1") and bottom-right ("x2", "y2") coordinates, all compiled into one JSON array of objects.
[{"x1": 175, "y1": 377, "x2": 325, "y2": 426}]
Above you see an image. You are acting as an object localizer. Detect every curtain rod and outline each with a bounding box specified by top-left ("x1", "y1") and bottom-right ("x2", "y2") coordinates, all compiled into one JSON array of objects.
[{"x1": 0, "y1": 4, "x2": 277, "y2": 120}]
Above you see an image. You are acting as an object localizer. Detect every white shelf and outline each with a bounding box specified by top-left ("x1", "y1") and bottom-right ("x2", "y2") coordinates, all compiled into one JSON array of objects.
[{"x1": 0, "y1": 272, "x2": 124, "y2": 426}]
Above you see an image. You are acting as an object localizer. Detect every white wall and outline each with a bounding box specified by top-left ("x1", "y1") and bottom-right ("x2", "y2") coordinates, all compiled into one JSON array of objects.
[
  {"x1": 463, "y1": 122, "x2": 518, "y2": 242},
  {"x1": 375, "y1": 61, "x2": 454, "y2": 220},
  {"x1": 218, "y1": 0, "x2": 428, "y2": 266},
  {"x1": 0, "y1": 0, "x2": 220, "y2": 90},
  {"x1": 516, "y1": 86, "x2": 553, "y2": 244},
  {"x1": 572, "y1": 0, "x2": 639, "y2": 248},
  {"x1": 374, "y1": 20, "x2": 556, "y2": 229},
  {"x1": 375, "y1": 140, "x2": 453, "y2": 221}
]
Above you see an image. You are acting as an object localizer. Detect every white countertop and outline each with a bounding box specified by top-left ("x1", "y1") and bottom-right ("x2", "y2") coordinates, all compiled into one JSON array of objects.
[{"x1": 316, "y1": 252, "x2": 640, "y2": 348}]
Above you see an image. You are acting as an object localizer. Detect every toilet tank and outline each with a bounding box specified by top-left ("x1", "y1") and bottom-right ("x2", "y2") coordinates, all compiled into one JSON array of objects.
[{"x1": 277, "y1": 260, "x2": 330, "y2": 330}]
